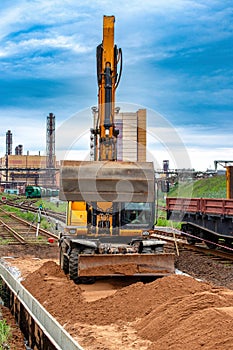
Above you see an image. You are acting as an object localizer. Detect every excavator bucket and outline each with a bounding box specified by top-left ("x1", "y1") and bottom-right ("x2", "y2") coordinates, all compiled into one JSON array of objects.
[
  {"x1": 59, "y1": 160, "x2": 155, "y2": 203},
  {"x1": 78, "y1": 253, "x2": 175, "y2": 277}
]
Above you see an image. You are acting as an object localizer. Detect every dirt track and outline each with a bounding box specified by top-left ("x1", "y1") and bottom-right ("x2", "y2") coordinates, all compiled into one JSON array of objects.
[{"x1": 1, "y1": 244, "x2": 233, "y2": 349}]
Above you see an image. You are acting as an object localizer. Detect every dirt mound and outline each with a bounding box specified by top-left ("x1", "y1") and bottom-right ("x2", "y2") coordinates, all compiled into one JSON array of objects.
[
  {"x1": 23, "y1": 264, "x2": 215, "y2": 326},
  {"x1": 33, "y1": 260, "x2": 64, "y2": 278},
  {"x1": 82, "y1": 274, "x2": 215, "y2": 325},
  {"x1": 22, "y1": 261, "x2": 84, "y2": 321},
  {"x1": 136, "y1": 290, "x2": 233, "y2": 349},
  {"x1": 22, "y1": 261, "x2": 233, "y2": 349}
]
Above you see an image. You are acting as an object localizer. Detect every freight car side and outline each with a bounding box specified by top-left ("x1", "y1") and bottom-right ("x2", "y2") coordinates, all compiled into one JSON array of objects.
[{"x1": 166, "y1": 197, "x2": 233, "y2": 248}]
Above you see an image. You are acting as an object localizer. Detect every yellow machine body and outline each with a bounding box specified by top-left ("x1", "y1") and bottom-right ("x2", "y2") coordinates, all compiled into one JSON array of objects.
[{"x1": 59, "y1": 16, "x2": 175, "y2": 280}]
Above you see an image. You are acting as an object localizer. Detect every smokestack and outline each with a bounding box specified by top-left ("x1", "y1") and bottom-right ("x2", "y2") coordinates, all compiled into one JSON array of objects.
[
  {"x1": 18, "y1": 144, "x2": 23, "y2": 155},
  {"x1": 6, "y1": 130, "x2": 12, "y2": 155},
  {"x1": 15, "y1": 144, "x2": 23, "y2": 155},
  {"x1": 46, "y1": 112, "x2": 55, "y2": 168}
]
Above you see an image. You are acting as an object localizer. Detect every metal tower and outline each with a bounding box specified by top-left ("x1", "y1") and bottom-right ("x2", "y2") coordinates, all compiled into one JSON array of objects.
[
  {"x1": 5, "y1": 130, "x2": 13, "y2": 182},
  {"x1": 46, "y1": 113, "x2": 56, "y2": 187},
  {"x1": 6, "y1": 130, "x2": 12, "y2": 155},
  {"x1": 46, "y1": 113, "x2": 55, "y2": 168}
]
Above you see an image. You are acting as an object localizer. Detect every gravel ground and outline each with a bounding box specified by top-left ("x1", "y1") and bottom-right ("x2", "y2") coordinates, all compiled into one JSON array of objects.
[{"x1": 176, "y1": 249, "x2": 233, "y2": 290}]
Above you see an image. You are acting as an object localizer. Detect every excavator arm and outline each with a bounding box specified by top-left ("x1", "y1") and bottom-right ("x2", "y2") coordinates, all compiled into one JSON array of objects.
[{"x1": 95, "y1": 15, "x2": 122, "y2": 161}]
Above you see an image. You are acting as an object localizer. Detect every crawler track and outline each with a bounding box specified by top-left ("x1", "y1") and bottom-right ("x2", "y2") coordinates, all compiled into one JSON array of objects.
[{"x1": 0, "y1": 207, "x2": 58, "y2": 245}]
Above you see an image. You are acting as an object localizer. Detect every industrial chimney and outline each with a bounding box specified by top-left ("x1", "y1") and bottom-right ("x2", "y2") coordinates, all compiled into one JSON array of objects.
[
  {"x1": 46, "y1": 113, "x2": 56, "y2": 187},
  {"x1": 15, "y1": 144, "x2": 23, "y2": 155},
  {"x1": 46, "y1": 113, "x2": 55, "y2": 169},
  {"x1": 6, "y1": 130, "x2": 12, "y2": 155}
]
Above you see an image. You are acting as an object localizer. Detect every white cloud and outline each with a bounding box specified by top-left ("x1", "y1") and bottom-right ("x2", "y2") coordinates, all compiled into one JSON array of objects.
[
  {"x1": 0, "y1": 35, "x2": 91, "y2": 59},
  {"x1": 0, "y1": 1, "x2": 232, "y2": 173},
  {"x1": 177, "y1": 125, "x2": 233, "y2": 148},
  {"x1": 0, "y1": 5, "x2": 23, "y2": 40},
  {"x1": 0, "y1": 108, "x2": 47, "y2": 155},
  {"x1": 147, "y1": 124, "x2": 233, "y2": 171}
]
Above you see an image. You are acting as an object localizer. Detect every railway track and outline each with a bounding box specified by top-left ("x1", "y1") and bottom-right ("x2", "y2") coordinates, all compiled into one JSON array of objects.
[
  {"x1": 1, "y1": 198, "x2": 66, "y2": 223},
  {"x1": 151, "y1": 226, "x2": 233, "y2": 263},
  {"x1": 0, "y1": 207, "x2": 58, "y2": 245}
]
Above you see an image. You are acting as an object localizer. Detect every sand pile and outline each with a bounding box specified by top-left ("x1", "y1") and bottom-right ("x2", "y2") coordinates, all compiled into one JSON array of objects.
[
  {"x1": 136, "y1": 290, "x2": 233, "y2": 349},
  {"x1": 22, "y1": 261, "x2": 233, "y2": 349}
]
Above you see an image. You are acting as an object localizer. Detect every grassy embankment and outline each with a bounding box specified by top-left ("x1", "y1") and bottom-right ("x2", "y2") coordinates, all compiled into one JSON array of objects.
[
  {"x1": 156, "y1": 174, "x2": 226, "y2": 227},
  {"x1": 168, "y1": 174, "x2": 226, "y2": 198}
]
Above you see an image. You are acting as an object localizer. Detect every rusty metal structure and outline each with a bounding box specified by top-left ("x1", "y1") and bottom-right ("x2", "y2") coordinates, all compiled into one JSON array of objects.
[
  {"x1": 166, "y1": 197, "x2": 233, "y2": 248},
  {"x1": 214, "y1": 160, "x2": 233, "y2": 199}
]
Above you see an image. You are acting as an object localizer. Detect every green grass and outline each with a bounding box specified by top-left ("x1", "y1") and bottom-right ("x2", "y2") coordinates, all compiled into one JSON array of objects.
[
  {"x1": 1, "y1": 205, "x2": 53, "y2": 231},
  {"x1": 168, "y1": 174, "x2": 226, "y2": 198},
  {"x1": 155, "y1": 174, "x2": 227, "y2": 227},
  {"x1": 4, "y1": 195, "x2": 67, "y2": 213},
  {"x1": 0, "y1": 238, "x2": 11, "y2": 245},
  {"x1": 35, "y1": 198, "x2": 66, "y2": 213},
  {"x1": 0, "y1": 319, "x2": 11, "y2": 350}
]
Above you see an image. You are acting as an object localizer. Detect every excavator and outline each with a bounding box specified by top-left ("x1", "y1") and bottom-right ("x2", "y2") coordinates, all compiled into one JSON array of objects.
[{"x1": 58, "y1": 15, "x2": 174, "y2": 282}]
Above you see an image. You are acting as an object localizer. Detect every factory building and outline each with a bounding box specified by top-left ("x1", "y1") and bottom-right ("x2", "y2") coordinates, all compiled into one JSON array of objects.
[
  {"x1": 0, "y1": 113, "x2": 59, "y2": 193},
  {"x1": 0, "y1": 153, "x2": 59, "y2": 192},
  {"x1": 114, "y1": 108, "x2": 147, "y2": 162}
]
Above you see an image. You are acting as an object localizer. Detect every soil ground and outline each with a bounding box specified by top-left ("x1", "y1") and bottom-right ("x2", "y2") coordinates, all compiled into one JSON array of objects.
[{"x1": 1, "y1": 244, "x2": 233, "y2": 349}]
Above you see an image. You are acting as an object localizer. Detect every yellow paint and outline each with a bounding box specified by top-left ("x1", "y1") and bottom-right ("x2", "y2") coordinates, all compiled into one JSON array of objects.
[{"x1": 67, "y1": 201, "x2": 87, "y2": 226}]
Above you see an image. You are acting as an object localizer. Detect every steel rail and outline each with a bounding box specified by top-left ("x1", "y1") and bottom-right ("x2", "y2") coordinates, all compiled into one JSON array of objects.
[
  {"x1": 151, "y1": 228, "x2": 233, "y2": 262},
  {"x1": 1, "y1": 200, "x2": 66, "y2": 223},
  {"x1": 0, "y1": 218, "x2": 26, "y2": 244},
  {"x1": 0, "y1": 207, "x2": 58, "y2": 241}
]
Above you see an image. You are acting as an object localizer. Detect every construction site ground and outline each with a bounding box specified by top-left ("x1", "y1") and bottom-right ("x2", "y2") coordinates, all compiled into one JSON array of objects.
[{"x1": 1, "y1": 244, "x2": 233, "y2": 350}]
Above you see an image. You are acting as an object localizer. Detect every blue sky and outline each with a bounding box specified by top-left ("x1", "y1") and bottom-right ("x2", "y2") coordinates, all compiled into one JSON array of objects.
[{"x1": 0, "y1": 0, "x2": 232, "y2": 170}]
